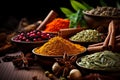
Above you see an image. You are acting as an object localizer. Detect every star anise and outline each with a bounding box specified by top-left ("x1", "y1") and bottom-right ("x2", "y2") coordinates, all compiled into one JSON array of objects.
[
  {"x1": 2, "y1": 55, "x2": 20, "y2": 62},
  {"x1": 12, "y1": 52, "x2": 34, "y2": 69},
  {"x1": 54, "y1": 52, "x2": 77, "y2": 77}
]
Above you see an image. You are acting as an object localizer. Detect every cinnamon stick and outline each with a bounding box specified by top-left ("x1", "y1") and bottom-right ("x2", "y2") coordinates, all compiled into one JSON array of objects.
[
  {"x1": 87, "y1": 20, "x2": 120, "y2": 53},
  {"x1": 102, "y1": 20, "x2": 112, "y2": 49},
  {"x1": 116, "y1": 38, "x2": 120, "y2": 42},
  {"x1": 88, "y1": 35, "x2": 120, "y2": 47},
  {"x1": 36, "y1": 10, "x2": 58, "y2": 30},
  {"x1": 58, "y1": 28, "x2": 85, "y2": 38},
  {"x1": 108, "y1": 20, "x2": 116, "y2": 50},
  {"x1": 88, "y1": 42, "x2": 103, "y2": 47},
  {"x1": 87, "y1": 42, "x2": 120, "y2": 53},
  {"x1": 116, "y1": 35, "x2": 120, "y2": 39},
  {"x1": 87, "y1": 45, "x2": 103, "y2": 53},
  {"x1": 88, "y1": 37, "x2": 120, "y2": 47}
]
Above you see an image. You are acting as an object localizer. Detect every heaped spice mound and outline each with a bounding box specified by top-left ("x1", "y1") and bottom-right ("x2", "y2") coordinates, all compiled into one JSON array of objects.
[
  {"x1": 70, "y1": 29, "x2": 102, "y2": 42},
  {"x1": 34, "y1": 36, "x2": 86, "y2": 56},
  {"x1": 78, "y1": 50, "x2": 120, "y2": 70},
  {"x1": 44, "y1": 18, "x2": 70, "y2": 32}
]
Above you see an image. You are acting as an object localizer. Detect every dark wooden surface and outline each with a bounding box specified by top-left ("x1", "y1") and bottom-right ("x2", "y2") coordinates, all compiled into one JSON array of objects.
[
  {"x1": 1, "y1": 51, "x2": 120, "y2": 80},
  {"x1": 0, "y1": 51, "x2": 53, "y2": 80}
]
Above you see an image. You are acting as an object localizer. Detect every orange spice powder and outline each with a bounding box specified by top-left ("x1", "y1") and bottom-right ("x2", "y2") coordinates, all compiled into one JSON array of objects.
[
  {"x1": 44, "y1": 18, "x2": 70, "y2": 32},
  {"x1": 34, "y1": 36, "x2": 86, "y2": 56}
]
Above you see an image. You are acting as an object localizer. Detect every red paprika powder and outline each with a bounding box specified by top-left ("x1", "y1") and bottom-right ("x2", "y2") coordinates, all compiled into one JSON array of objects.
[{"x1": 44, "y1": 18, "x2": 70, "y2": 32}]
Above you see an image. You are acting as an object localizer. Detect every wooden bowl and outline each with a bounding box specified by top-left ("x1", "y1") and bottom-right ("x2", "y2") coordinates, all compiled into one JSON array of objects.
[
  {"x1": 11, "y1": 35, "x2": 47, "y2": 53},
  {"x1": 76, "y1": 55, "x2": 120, "y2": 75},
  {"x1": 69, "y1": 39, "x2": 100, "y2": 47},
  {"x1": 32, "y1": 47, "x2": 87, "y2": 67},
  {"x1": 83, "y1": 10, "x2": 120, "y2": 32}
]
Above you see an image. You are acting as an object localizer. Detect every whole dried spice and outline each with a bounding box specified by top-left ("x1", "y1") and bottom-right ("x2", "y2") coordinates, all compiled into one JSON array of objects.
[
  {"x1": 2, "y1": 55, "x2": 20, "y2": 62},
  {"x1": 34, "y1": 36, "x2": 86, "y2": 56},
  {"x1": 87, "y1": 20, "x2": 120, "y2": 53},
  {"x1": 37, "y1": 10, "x2": 58, "y2": 30},
  {"x1": 12, "y1": 53, "x2": 35, "y2": 68},
  {"x1": 44, "y1": 18, "x2": 70, "y2": 32},
  {"x1": 86, "y1": 6, "x2": 120, "y2": 16},
  {"x1": 54, "y1": 52, "x2": 77, "y2": 77}
]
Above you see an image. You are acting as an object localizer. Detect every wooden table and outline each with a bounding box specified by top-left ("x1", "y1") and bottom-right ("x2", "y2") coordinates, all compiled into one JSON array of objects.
[
  {"x1": 1, "y1": 51, "x2": 120, "y2": 80},
  {"x1": 0, "y1": 51, "x2": 57, "y2": 80}
]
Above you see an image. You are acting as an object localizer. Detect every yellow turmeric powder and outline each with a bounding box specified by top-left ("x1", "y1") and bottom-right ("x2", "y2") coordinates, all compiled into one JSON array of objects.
[
  {"x1": 34, "y1": 36, "x2": 86, "y2": 56},
  {"x1": 44, "y1": 18, "x2": 70, "y2": 32}
]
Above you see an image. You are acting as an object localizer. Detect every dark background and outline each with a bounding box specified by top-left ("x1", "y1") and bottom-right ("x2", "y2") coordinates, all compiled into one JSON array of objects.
[{"x1": 0, "y1": 0, "x2": 118, "y2": 32}]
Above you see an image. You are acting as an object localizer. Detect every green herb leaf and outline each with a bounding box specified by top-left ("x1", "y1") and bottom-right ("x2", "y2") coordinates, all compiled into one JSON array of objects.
[
  {"x1": 81, "y1": 1, "x2": 93, "y2": 10},
  {"x1": 69, "y1": 14, "x2": 78, "y2": 28},
  {"x1": 69, "y1": 10, "x2": 82, "y2": 28},
  {"x1": 60, "y1": 7, "x2": 74, "y2": 17},
  {"x1": 100, "y1": 0, "x2": 107, "y2": 6},
  {"x1": 71, "y1": 0, "x2": 88, "y2": 11},
  {"x1": 116, "y1": 0, "x2": 120, "y2": 8}
]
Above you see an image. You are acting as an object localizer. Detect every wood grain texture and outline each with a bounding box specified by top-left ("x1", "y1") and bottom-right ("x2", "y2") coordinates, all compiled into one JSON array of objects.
[{"x1": 0, "y1": 52, "x2": 51, "y2": 80}]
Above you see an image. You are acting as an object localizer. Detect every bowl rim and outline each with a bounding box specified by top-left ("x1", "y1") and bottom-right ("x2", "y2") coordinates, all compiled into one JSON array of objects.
[
  {"x1": 83, "y1": 10, "x2": 120, "y2": 19},
  {"x1": 11, "y1": 35, "x2": 48, "y2": 44},
  {"x1": 69, "y1": 38, "x2": 101, "y2": 43},
  {"x1": 32, "y1": 47, "x2": 87, "y2": 57},
  {"x1": 76, "y1": 56, "x2": 120, "y2": 72}
]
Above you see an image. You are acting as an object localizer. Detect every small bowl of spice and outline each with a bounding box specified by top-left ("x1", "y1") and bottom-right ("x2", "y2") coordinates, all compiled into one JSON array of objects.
[
  {"x1": 32, "y1": 36, "x2": 86, "y2": 66},
  {"x1": 69, "y1": 29, "x2": 104, "y2": 47},
  {"x1": 11, "y1": 30, "x2": 57, "y2": 53},
  {"x1": 83, "y1": 6, "x2": 120, "y2": 32},
  {"x1": 76, "y1": 50, "x2": 120, "y2": 74},
  {"x1": 43, "y1": 18, "x2": 70, "y2": 33}
]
